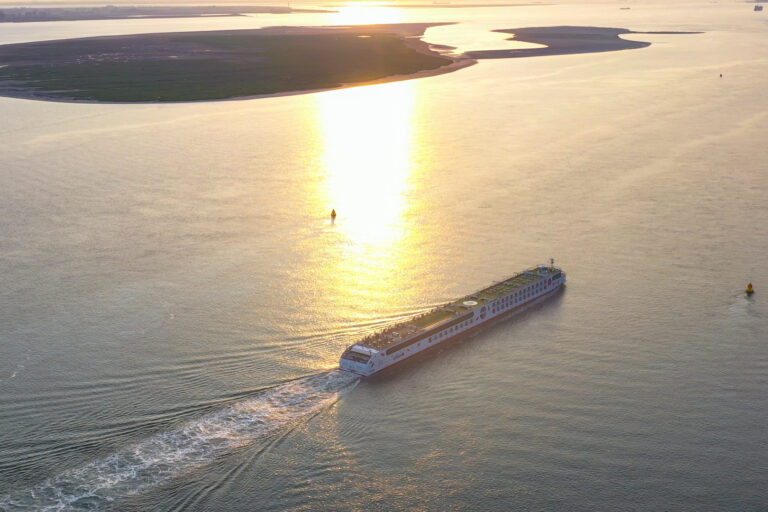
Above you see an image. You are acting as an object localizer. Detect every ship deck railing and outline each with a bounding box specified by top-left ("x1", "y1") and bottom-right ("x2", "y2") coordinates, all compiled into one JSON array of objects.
[{"x1": 356, "y1": 266, "x2": 561, "y2": 350}]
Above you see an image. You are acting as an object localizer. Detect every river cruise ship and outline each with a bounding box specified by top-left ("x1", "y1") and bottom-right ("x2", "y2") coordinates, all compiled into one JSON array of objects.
[{"x1": 339, "y1": 262, "x2": 566, "y2": 376}]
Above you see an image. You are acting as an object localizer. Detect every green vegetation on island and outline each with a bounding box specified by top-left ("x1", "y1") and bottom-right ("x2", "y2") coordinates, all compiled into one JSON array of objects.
[{"x1": 0, "y1": 26, "x2": 454, "y2": 102}]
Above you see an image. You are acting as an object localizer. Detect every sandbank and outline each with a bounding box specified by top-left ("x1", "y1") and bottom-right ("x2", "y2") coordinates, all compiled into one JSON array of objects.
[{"x1": 466, "y1": 26, "x2": 699, "y2": 59}]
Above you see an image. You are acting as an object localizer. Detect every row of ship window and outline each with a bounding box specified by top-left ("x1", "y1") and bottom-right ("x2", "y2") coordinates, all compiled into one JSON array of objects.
[
  {"x1": 427, "y1": 318, "x2": 476, "y2": 343},
  {"x1": 489, "y1": 280, "x2": 548, "y2": 313},
  {"x1": 429, "y1": 281, "x2": 548, "y2": 341}
]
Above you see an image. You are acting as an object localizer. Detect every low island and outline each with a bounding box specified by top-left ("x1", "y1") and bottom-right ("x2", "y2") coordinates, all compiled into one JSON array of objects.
[{"x1": 0, "y1": 24, "x2": 466, "y2": 102}]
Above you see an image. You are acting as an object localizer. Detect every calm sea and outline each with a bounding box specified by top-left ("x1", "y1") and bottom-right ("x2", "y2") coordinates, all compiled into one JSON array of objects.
[{"x1": 1, "y1": 2, "x2": 767, "y2": 510}]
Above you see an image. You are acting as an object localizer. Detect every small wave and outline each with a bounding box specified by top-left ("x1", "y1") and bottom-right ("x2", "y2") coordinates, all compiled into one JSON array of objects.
[
  {"x1": 0, "y1": 370, "x2": 358, "y2": 511},
  {"x1": 0, "y1": 360, "x2": 26, "y2": 384}
]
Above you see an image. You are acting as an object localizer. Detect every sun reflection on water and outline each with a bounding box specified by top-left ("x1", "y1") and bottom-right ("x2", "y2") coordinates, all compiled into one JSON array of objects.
[
  {"x1": 318, "y1": 81, "x2": 416, "y2": 247},
  {"x1": 301, "y1": 80, "x2": 427, "y2": 339}
]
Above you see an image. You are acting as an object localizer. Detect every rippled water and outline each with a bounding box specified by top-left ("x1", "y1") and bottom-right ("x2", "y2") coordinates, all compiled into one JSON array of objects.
[
  {"x1": 2, "y1": 372, "x2": 358, "y2": 510},
  {"x1": 1, "y1": 2, "x2": 767, "y2": 511}
]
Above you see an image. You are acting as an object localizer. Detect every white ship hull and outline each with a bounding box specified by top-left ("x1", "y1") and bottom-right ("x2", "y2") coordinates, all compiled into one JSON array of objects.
[{"x1": 340, "y1": 265, "x2": 566, "y2": 377}]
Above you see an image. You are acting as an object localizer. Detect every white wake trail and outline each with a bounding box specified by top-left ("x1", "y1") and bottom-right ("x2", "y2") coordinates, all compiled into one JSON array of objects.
[{"x1": 0, "y1": 369, "x2": 358, "y2": 511}]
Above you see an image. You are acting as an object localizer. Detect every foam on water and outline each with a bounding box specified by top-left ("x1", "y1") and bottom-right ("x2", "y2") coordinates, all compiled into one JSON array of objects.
[{"x1": 0, "y1": 370, "x2": 358, "y2": 511}]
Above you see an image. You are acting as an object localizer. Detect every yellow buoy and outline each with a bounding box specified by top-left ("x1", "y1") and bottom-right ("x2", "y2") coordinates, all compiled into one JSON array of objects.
[
  {"x1": 746, "y1": 283, "x2": 754, "y2": 295},
  {"x1": 331, "y1": 209, "x2": 337, "y2": 220}
]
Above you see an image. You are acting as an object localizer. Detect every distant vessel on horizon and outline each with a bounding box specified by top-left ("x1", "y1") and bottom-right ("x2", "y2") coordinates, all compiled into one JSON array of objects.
[
  {"x1": 755, "y1": 4, "x2": 763, "y2": 11},
  {"x1": 340, "y1": 262, "x2": 566, "y2": 377}
]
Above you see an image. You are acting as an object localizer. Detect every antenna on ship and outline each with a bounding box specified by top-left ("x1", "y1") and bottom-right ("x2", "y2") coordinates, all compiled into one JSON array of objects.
[{"x1": 550, "y1": 258, "x2": 555, "y2": 269}]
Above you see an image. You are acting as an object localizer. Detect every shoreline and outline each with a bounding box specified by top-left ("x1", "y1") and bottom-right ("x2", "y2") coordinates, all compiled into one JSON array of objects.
[{"x1": 214, "y1": 55, "x2": 477, "y2": 106}]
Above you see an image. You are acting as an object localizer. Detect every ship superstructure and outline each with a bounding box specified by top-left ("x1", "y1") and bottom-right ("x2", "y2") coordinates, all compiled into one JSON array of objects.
[{"x1": 340, "y1": 262, "x2": 566, "y2": 376}]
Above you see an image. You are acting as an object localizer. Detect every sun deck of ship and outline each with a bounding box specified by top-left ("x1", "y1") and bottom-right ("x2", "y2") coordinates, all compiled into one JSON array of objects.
[
  {"x1": 463, "y1": 266, "x2": 558, "y2": 303},
  {"x1": 355, "y1": 266, "x2": 561, "y2": 352}
]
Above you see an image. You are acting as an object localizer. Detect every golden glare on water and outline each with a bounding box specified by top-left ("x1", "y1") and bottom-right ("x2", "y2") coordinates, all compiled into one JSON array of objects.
[
  {"x1": 317, "y1": 81, "x2": 416, "y2": 247},
  {"x1": 329, "y1": 3, "x2": 404, "y2": 25},
  {"x1": 293, "y1": 81, "x2": 426, "y2": 369},
  {"x1": 297, "y1": 80, "x2": 433, "y2": 359}
]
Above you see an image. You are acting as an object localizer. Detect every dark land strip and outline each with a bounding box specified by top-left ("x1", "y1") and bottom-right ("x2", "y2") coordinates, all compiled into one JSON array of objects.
[
  {"x1": 465, "y1": 26, "x2": 700, "y2": 59},
  {"x1": 0, "y1": 25, "x2": 699, "y2": 103},
  {"x1": 0, "y1": 24, "x2": 465, "y2": 103}
]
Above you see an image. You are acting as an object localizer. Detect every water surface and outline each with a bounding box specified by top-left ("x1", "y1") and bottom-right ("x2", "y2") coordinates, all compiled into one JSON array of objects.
[{"x1": 1, "y1": 2, "x2": 767, "y2": 510}]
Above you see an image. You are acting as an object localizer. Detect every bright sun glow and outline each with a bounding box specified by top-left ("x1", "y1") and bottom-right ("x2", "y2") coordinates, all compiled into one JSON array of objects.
[
  {"x1": 297, "y1": 81, "x2": 422, "y2": 367},
  {"x1": 317, "y1": 81, "x2": 416, "y2": 246},
  {"x1": 329, "y1": 3, "x2": 404, "y2": 25}
]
